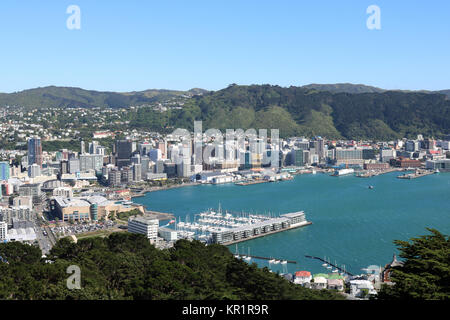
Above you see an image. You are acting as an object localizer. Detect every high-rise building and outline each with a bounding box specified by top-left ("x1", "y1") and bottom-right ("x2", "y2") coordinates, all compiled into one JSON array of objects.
[
  {"x1": 0, "y1": 162, "x2": 10, "y2": 181},
  {"x1": 116, "y1": 140, "x2": 133, "y2": 168},
  {"x1": 132, "y1": 163, "x2": 142, "y2": 182},
  {"x1": 28, "y1": 164, "x2": 41, "y2": 178},
  {"x1": 28, "y1": 137, "x2": 43, "y2": 168},
  {"x1": 80, "y1": 154, "x2": 103, "y2": 172},
  {"x1": 68, "y1": 159, "x2": 80, "y2": 174},
  {"x1": 108, "y1": 169, "x2": 122, "y2": 187},
  {"x1": 149, "y1": 149, "x2": 162, "y2": 162}
]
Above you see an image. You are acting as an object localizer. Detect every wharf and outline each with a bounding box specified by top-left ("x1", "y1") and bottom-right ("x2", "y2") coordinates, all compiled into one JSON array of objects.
[
  {"x1": 221, "y1": 221, "x2": 312, "y2": 246},
  {"x1": 144, "y1": 210, "x2": 175, "y2": 221},
  {"x1": 305, "y1": 255, "x2": 354, "y2": 276},
  {"x1": 397, "y1": 170, "x2": 434, "y2": 179},
  {"x1": 235, "y1": 180, "x2": 269, "y2": 186},
  {"x1": 234, "y1": 254, "x2": 297, "y2": 264},
  {"x1": 356, "y1": 168, "x2": 401, "y2": 178}
]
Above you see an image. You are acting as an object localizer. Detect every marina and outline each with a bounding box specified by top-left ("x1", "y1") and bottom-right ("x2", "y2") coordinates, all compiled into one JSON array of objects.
[{"x1": 173, "y1": 207, "x2": 311, "y2": 246}]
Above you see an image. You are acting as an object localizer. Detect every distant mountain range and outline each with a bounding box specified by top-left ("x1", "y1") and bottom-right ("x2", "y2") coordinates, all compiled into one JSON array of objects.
[
  {"x1": 1, "y1": 83, "x2": 449, "y2": 140},
  {"x1": 0, "y1": 83, "x2": 449, "y2": 109}
]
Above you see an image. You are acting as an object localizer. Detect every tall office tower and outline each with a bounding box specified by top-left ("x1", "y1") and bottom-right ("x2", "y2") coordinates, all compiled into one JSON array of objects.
[
  {"x1": 89, "y1": 141, "x2": 99, "y2": 154},
  {"x1": 131, "y1": 154, "x2": 141, "y2": 165},
  {"x1": 156, "y1": 140, "x2": 167, "y2": 159},
  {"x1": 141, "y1": 156, "x2": 150, "y2": 177},
  {"x1": 28, "y1": 137, "x2": 43, "y2": 168},
  {"x1": 316, "y1": 137, "x2": 325, "y2": 160},
  {"x1": 121, "y1": 167, "x2": 132, "y2": 184},
  {"x1": 149, "y1": 149, "x2": 162, "y2": 162},
  {"x1": 132, "y1": 163, "x2": 142, "y2": 182},
  {"x1": 68, "y1": 158, "x2": 80, "y2": 174},
  {"x1": 80, "y1": 141, "x2": 86, "y2": 155},
  {"x1": 60, "y1": 160, "x2": 69, "y2": 174},
  {"x1": 0, "y1": 162, "x2": 10, "y2": 181},
  {"x1": 116, "y1": 140, "x2": 133, "y2": 169},
  {"x1": 139, "y1": 142, "x2": 152, "y2": 157}
]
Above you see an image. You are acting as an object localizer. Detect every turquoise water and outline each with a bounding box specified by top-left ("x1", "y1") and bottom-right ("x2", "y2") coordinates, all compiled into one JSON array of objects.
[{"x1": 134, "y1": 172, "x2": 450, "y2": 275}]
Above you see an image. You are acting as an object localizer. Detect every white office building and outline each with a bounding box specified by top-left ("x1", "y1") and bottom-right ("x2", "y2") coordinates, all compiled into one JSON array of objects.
[{"x1": 128, "y1": 216, "x2": 159, "y2": 241}]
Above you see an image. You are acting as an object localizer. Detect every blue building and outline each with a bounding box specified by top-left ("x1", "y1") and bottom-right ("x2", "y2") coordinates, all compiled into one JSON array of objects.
[{"x1": 0, "y1": 162, "x2": 10, "y2": 181}]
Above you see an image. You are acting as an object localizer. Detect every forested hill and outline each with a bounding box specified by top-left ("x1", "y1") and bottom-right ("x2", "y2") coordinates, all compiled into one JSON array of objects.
[
  {"x1": 0, "y1": 86, "x2": 208, "y2": 109},
  {"x1": 170, "y1": 84, "x2": 450, "y2": 140}
]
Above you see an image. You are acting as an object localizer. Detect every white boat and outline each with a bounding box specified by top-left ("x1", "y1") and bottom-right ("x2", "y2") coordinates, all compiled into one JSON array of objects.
[
  {"x1": 273, "y1": 260, "x2": 280, "y2": 264},
  {"x1": 268, "y1": 258, "x2": 275, "y2": 264},
  {"x1": 234, "y1": 245, "x2": 240, "y2": 259},
  {"x1": 281, "y1": 260, "x2": 287, "y2": 265},
  {"x1": 244, "y1": 248, "x2": 251, "y2": 261}
]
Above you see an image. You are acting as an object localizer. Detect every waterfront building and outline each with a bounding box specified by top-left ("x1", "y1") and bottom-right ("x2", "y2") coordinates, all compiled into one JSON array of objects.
[
  {"x1": 158, "y1": 227, "x2": 178, "y2": 241},
  {"x1": 51, "y1": 195, "x2": 141, "y2": 222},
  {"x1": 426, "y1": 159, "x2": 450, "y2": 172},
  {"x1": 128, "y1": 216, "x2": 159, "y2": 241},
  {"x1": 390, "y1": 157, "x2": 422, "y2": 168},
  {"x1": 311, "y1": 276, "x2": 327, "y2": 290},
  {"x1": 27, "y1": 137, "x2": 43, "y2": 168},
  {"x1": 327, "y1": 279, "x2": 344, "y2": 291},
  {"x1": 363, "y1": 163, "x2": 390, "y2": 170},
  {"x1": 381, "y1": 149, "x2": 396, "y2": 163},
  {"x1": 294, "y1": 271, "x2": 312, "y2": 286},
  {"x1": 334, "y1": 147, "x2": 364, "y2": 165},
  {"x1": 121, "y1": 167, "x2": 132, "y2": 184}
]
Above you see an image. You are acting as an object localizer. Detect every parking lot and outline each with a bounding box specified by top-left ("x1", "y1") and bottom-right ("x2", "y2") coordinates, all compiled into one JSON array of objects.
[{"x1": 50, "y1": 220, "x2": 117, "y2": 237}]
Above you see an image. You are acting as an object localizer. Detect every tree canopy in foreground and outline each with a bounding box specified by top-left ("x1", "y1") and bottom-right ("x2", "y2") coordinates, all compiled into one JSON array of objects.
[
  {"x1": 0, "y1": 233, "x2": 344, "y2": 300},
  {"x1": 378, "y1": 228, "x2": 449, "y2": 300}
]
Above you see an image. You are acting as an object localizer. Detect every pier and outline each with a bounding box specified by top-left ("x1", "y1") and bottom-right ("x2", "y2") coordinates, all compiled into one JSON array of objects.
[
  {"x1": 397, "y1": 170, "x2": 434, "y2": 179},
  {"x1": 234, "y1": 254, "x2": 297, "y2": 264},
  {"x1": 305, "y1": 255, "x2": 354, "y2": 276}
]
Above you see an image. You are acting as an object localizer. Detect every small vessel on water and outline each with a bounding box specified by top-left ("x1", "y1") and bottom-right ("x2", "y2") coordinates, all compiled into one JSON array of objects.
[
  {"x1": 322, "y1": 256, "x2": 328, "y2": 267},
  {"x1": 435, "y1": 169, "x2": 440, "y2": 173},
  {"x1": 244, "y1": 248, "x2": 251, "y2": 261},
  {"x1": 273, "y1": 260, "x2": 280, "y2": 264},
  {"x1": 234, "y1": 245, "x2": 240, "y2": 259},
  {"x1": 368, "y1": 185, "x2": 374, "y2": 189},
  {"x1": 268, "y1": 258, "x2": 276, "y2": 264},
  {"x1": 281, "y1": 260, "x2": 287, "y2": 265}
]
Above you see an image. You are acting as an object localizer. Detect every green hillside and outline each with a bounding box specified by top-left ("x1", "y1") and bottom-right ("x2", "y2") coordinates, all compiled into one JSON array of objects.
[{"x1": 170, "y1": 84, "x2": 450, "y2": 139}]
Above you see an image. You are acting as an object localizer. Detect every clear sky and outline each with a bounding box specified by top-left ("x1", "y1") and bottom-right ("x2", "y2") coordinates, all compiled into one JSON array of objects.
[{"x1": 0, "y1": 0, "x2": 449, "y2": 93}]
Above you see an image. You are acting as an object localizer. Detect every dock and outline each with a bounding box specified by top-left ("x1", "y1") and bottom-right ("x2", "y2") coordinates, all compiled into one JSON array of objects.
[
  {"x1": 144, "y1": 210, "x2": 175, "y2": 221},
  {"x1": 234, "y1": 254, "x2": 297, "y2": 264},
  {"x1": 356, "y1": 168, "x2": 401, "y2": 178},
  {"x1": 305, "y1": 255, "x2": 354, "y2": 276},
  {"x1": 219, "y1": 220, "x2": 313, "y2": 246},
  {"x1": 397, "y1": 170, "x2": 434, "y2": 179}
]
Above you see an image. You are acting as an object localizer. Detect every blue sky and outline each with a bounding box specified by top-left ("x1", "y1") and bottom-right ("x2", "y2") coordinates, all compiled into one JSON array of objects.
[{"x1": 0, "y1": 0, "x2": 449, "y2": 92}]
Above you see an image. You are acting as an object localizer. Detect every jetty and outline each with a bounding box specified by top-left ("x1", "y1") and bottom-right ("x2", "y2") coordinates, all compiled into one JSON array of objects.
[
  {"x1": 397, "y1": 170, "x2": 434, "y2": 180},
  {"x1": 305, "y1": 255, "x2": 354, "y2": 276},
  {"x1": 235, "y1": 254, "x2": 297, "y2": 264}
]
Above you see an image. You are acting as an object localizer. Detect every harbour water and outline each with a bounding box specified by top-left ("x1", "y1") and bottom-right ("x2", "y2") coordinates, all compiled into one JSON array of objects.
[{"x1": 133, "y1": 171, "x2": 450, "y2": 275}]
